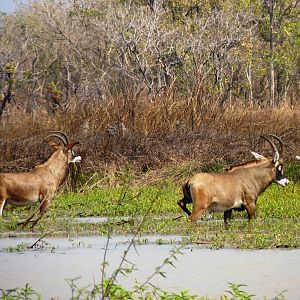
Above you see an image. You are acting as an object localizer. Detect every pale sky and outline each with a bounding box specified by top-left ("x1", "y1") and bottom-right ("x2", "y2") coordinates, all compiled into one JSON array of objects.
[{"x1": 0, "y1": 0, "x2": 28, "y2": 13}]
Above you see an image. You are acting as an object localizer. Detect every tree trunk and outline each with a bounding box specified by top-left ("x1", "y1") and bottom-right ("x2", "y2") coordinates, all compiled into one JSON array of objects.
[
  {"x1": 269, "y1": 0, "x2": 275, "y2": 107},
  {"x1": 0, "y1": 83, "x2": 12, "y2": 119}
]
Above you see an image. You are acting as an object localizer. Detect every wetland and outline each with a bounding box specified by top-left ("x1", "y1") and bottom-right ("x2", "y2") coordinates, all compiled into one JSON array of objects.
[
  {"x1": 1, "y1": 236, "x2": 300, "y2": 299},
  {"x1": 1, "y1": 171, "x2": 300, "y2": 298}
]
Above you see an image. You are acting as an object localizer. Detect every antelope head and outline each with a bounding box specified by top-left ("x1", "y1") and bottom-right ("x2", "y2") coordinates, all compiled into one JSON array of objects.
[
  {"x1": 45, "y1": 131, "x2": 81, "y2": 163},
  {"x1": 260, "y1": 134, "x2": 289, "y2": 187}
]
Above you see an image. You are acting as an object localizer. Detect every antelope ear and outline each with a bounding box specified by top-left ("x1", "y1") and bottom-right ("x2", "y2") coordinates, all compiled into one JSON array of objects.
[
  {"x1": 45, "y1": 140, "x2": 60, "y2": 150},
  {"x1": 250, "y1": 151, "x2": 266, "y2": 160},
  {"x1": 66, "y1": 141, "x2": 80, "y2": 150}
]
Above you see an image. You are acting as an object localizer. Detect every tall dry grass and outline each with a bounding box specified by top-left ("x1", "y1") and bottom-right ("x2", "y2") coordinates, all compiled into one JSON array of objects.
[{"x1": 0, "y1": 93, "x2": 299, "y2": 175}]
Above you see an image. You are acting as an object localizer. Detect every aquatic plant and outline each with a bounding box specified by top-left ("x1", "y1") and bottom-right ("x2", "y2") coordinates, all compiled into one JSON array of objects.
[{"x1": 0, "y1": 283, "x2": 41, "y2": 300}]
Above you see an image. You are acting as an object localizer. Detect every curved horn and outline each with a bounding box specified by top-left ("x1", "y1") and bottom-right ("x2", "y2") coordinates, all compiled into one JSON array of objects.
[
  {"x1": 268, "y1": 134, "x2": 284, "y2": 157},
  {"x1": 260, "y1": 135, "x2": 280, "y2": 163},
  {"x1": 45, "y1": 132, "x2": 68, "y2": 146},
  {"x1": 50, "y1": 131, "x2": 69, "y2": 144}
]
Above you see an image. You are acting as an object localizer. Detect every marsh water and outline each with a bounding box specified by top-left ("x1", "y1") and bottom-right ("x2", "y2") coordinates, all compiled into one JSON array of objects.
[{"x1": 0, "y1": 235, "x2": 299, "y2": 299}]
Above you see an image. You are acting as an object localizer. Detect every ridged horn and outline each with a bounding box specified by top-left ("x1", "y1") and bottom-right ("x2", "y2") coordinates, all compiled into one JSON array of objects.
[
  {"x1": 260, "y1": 135, "x2": 280, "y2": 163},
  {"x1": 268, "y1": 134, "x2": 284, "y2": 157},
  {"x1": 46, "y1": 131, "x2": 69, "y2": 146}
]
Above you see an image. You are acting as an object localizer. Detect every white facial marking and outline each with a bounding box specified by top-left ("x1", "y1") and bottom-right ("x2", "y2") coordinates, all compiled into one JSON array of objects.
[
  {"x1": 296, "y1": 156, "x2": 300, "y2": 161},
  {"x1": 71, "y1": 156, "x2": 82, "y2": 163},
  {"x1": 276, "y1": 178, "x2": 289, "y2": 187}
]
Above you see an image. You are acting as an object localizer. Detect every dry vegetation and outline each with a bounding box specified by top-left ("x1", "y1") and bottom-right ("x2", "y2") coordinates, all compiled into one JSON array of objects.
[
  {"x1": 1, "y1": 98, "x2": 299, "y2": 178},
  {"x1": 0, "y1": 0, "x2": 299, "y2": 178}
]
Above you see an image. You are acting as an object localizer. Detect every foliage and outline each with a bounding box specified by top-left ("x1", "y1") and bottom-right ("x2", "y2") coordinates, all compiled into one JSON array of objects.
[
  {"x1": 0, "y1": 0, "x2": 298, "y2": 113},
  {"x1": 0, "y1": 284, "x2": 41, "y2": 300},
  {"x1": 0, "y1": 281, "x2": 286, "y2": 299},
  {"x1": 1, "y1": 243, "x2": 29, "y2": 253},
  {"x1": 223, "y1": 283, "x2": 254, "y2": 300}
]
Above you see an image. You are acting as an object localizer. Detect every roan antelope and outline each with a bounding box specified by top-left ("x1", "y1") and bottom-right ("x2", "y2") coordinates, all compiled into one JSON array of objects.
[
  {"x1": 0, "y1": 131, "x2": 81, "y2": 228},
  {"x1": 177, "y1": 135, "x2": 289, "y2": 224}
]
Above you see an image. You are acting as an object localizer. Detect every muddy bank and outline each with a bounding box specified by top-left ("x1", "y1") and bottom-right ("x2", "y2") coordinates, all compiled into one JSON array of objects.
[{"x1": 0, "y1": 236, "x2": 299, "y2": 299}]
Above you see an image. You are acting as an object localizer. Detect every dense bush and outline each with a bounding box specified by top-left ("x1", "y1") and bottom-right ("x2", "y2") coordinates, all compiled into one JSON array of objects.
[{"x1": 0, "y1": 0, "x2": 299, "y2": 173}]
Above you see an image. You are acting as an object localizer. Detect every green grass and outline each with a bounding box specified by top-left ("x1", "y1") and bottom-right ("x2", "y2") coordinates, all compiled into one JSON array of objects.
[
  {"x1": 51, "y1": 181, "x2": 179, "y2": 217},
  {"x1": 258, "y1": 182, "x2": 300, "y2": 218},
  {"x1": 1, "y1": 164, "x2": 300, "y2": 249}
]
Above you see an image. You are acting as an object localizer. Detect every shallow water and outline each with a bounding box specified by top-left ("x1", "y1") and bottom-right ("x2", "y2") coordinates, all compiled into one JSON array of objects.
[
  {"x1": 70, "y1": 215, "x2": 214, "y2": 224},
  {"x1": 0, "y1": 235, "x2": 299, "y2": 299}
]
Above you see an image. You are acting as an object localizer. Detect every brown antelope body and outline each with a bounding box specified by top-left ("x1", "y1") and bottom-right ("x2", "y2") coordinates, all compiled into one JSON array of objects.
[
  {"x1": 177, "y1": 135, "x2": 289, "y2": 224},
  {"x1": 0, "y1": 132, "x2": 81, "y2": 228}
]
